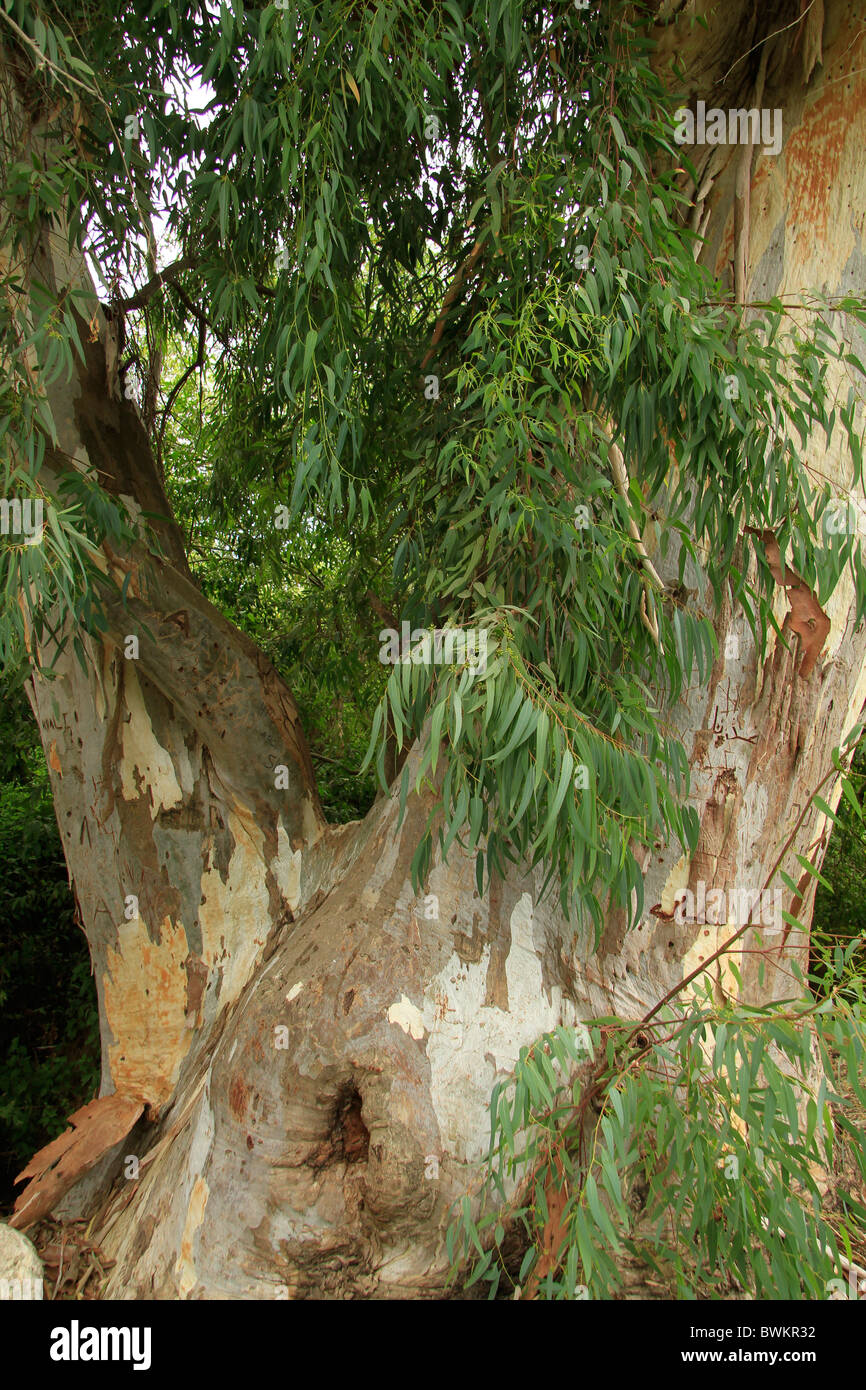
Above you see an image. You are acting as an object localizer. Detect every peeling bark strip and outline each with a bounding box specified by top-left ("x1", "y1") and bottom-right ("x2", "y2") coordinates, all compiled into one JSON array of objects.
[
  {"x1": 746, "y1": 529, "x2": 831, "y2": 677},
  {"x1": 525, "y1": 1149, "x2": 570, "y2": 1298},
  {"x1": 10, "y1": 1097, "x2": 143, "y2": 1231}
]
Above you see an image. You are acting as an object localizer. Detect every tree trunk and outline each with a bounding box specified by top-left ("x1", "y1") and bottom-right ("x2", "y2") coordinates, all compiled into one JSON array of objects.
[{"x1": 8, "y1": 0, "x2": 866, "y2": 1297}]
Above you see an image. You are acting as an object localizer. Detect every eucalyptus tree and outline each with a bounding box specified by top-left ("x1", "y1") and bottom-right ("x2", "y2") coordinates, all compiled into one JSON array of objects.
[{"x1": 2, "y1": 0, "x2": 865, "y2": 1297}]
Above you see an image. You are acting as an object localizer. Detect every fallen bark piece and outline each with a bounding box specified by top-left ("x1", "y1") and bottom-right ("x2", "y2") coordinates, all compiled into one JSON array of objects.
[{"x1": 9, "y1": 1096, "x2": 143, "y2": 1231}]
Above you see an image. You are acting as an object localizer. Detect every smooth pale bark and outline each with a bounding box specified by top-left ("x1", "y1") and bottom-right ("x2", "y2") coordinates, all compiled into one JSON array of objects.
[{"x1": 6, "y1": 0, "x2": 866, "y2": 1295}]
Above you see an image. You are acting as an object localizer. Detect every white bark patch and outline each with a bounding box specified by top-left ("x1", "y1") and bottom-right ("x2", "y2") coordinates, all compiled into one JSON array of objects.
[
  {"x1": 661, "y1": 853, "x2": 690, "y2": 914},
  {"x1": 285, "y1": 982, "x2": 304, "y2": 1003},
  {"x1": 682, "y1": 917, "x2": 743, "y2": 1010},
  {"x1": 197, "y1": 809, "x2": 273, "y2": 1014},
  {"x1": 174, "y1": 738, "x2": 196, "y2": 797},
  {"x1": 117, "y1": 493, "x2": 143, "y2": 527},
  {"x1": 423, "y1": 893, "x2": 580, "y2": 1164},
  {"x1": 388, "y1": 995, "x2": 426, "y2": 1040},
  {"x1": 301, "y1": 793, "x2": 325, "y2": 845},
  {"x1": 272, "y1": 823, "x2": 303, "y2": 912},
  {"x1": 119, "y1": 665, "x2": 183, "y2": 817}
]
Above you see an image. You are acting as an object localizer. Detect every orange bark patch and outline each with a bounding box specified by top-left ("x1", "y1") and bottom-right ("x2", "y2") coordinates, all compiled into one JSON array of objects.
[
  {"x1": 103, "y1": 916, "x2": 193, "y2": 1105},
  {"x1": 229, "y1": 1073, "x2": 249, "y2": 1120},
  {"x1": 785, "y1": 18, "x2": 866, "y2": 246},
  {"x1": 176, "y1": 1175, "x2": 209, "y2": 1298}
]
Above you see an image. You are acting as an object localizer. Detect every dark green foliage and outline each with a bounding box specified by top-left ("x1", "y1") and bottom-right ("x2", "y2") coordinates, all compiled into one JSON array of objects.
[
  {"x1": 0, "y1": 683, "x2": 99, "y2": 1210},
  {"x1": 811, "y1": 737, "x2": 866, "y2": 994}
]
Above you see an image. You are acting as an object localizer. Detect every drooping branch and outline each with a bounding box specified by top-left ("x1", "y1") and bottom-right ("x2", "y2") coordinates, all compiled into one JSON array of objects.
[{"x1": 591, "y1": 407, "x2": 667, "y2": 651}]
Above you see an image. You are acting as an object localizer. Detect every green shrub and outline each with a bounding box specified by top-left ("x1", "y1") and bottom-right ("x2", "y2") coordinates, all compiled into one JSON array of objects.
[{"x1": 0, "y1": 684, "x2": 99, "y2": 1210}]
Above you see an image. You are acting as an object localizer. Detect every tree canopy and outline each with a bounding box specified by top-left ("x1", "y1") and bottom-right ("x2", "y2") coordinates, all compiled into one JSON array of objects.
[{"x1": 4, "y1": 1, "x2": 866, "y2": 938}]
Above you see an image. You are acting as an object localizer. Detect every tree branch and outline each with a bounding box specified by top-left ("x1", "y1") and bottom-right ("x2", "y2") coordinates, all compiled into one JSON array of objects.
[
  {"x1": 593, "y1": 412, "x2": 667, "y2": 651},
  {"x1": 117, "y1": 255, "x2": 196, "y2": 312},
  {"x1": 420, "y1": 238, "x2": 485, "y2": 371}
]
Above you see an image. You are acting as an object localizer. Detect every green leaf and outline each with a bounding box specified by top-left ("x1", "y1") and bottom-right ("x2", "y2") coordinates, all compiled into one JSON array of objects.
[{"x1": 303, "y1": 327, "x2": 318, "y2": 373}]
